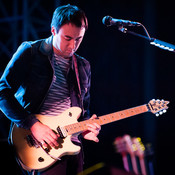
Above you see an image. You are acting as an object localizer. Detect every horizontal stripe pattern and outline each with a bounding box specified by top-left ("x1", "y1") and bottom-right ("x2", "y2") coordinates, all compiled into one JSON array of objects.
[{"x1": 39, "y1": 54, "x2": 71, "y2": 116}]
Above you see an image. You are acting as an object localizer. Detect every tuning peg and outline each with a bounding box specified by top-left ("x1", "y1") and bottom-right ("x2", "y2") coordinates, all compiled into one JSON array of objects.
[
  {"x1": 166, "y1": 101, "x2": 170, "y2": 104},
  {"x1": 156, "y1": 113, "x2": 159, "y2": 117},
  {"x1": 159, "y1": 111, "x2": 163, "y2": 115},
  {"x1": 152, "y1": 99, "x2": 156, "y2": 103},
  {"x1": 163, "y1": 109, "x2": 167, "y2": 113},
  {"x1": 157, "y1": 99, "x2": 161, "y2": 104}
]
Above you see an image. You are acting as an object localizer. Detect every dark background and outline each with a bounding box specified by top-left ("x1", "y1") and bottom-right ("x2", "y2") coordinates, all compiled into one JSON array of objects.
[{"x1": 0, "y1": 0, "x2": 174, "y2": 174}]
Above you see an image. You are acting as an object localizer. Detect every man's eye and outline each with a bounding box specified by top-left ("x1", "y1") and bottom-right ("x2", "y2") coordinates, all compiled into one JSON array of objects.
[
  {"x1": 64, "y1": 36, "x2": 72, "y2": 41},
  {"x1": 76, "y1": 38, "x2": 81, "y2": 42}
]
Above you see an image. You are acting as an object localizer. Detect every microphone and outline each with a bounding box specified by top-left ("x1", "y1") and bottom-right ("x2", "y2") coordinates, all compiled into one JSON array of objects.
[{"x1": 102, "y1": 16, "x2": 141, "y2": 27}]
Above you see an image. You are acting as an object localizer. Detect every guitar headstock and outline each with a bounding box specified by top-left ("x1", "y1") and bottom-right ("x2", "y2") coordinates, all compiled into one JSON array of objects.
[
  {"x1": 148, "y1": 99, "x2": 169, "y2": 116},
  {"x1": 132, "y1": 137, "x2": 145, "y2": 158},
  {"x1": 122, "y1": 135, "x2": 135, "y2": 155},
  {"x1": 114, "y1": 135, "x2": 135, "y2": 155},
  {"x1": 114, "y1": 136, "x2": 127, "y2": 154}
]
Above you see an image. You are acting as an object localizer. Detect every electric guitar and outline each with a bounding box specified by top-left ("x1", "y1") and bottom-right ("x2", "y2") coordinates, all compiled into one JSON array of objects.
[
  {"x1": 11, "y1": 99, "x2": 169, "y2": 172},
  {"x1": 123, "y1": 135, "x2": 139, "y2": 174},
  {"x1": 132, "y1": 137, "x2": 147, "y2": 175},
  {"x1": 114, "y1": 136, "x2": 130, "y2": 172},
  {"x1": 114, "y1": 135, "x2": 139, "y2": 174}
]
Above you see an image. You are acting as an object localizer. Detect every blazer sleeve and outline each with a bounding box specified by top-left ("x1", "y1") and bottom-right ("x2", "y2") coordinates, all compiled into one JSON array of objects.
[{"x1": 0, "y1": 42, "x2": 38, "y2": 129}]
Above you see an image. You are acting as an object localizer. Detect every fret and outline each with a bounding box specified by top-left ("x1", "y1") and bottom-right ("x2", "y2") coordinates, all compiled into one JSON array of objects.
[
  {"x1": 81, "y1": 121, "x2": 88, "y2": 130},
  {"x1": 108, "y1": 114, "x2": 113, "y2": 123},
  {"x1": 118, "y1": 111, "x2": 127, "y2": 119},
  {"x1": 99, "y1": 115, "x2": 111, "y2": 125},
  {"x1": 77, "y1": 122, "x2": 85, "y2": 131},
  {"x1": 109, "y1": 114, "x2": 116, "y2": 122},
  {"x1": 95, "y1": 117, "x2": 103, "y2": 125},
  {"x1": 65, "y1": 125, "x2": 74, "y2": 135},
  {"x1": 80, "y1": 121, "x2": 88, "y2": 131},
  {"x1": 65, "y1": 124, "x2": 72, "y2": 134},
  {"x1": 66, "y1": 122, "x2": 85, "y2": 135},
  {"x1": 72, "y1": 123, "x2": 78, "y2": 132}
]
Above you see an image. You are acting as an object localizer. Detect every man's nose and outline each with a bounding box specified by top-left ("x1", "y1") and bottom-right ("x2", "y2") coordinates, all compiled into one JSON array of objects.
[{"x1": 69, "y1": 40, "x2": 76, "y2": 50}]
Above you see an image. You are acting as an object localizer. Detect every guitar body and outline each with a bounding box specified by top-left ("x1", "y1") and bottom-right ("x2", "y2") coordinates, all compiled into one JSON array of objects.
[{"x1": 11, "y1": 107, "x2": 82, "y2": 172}]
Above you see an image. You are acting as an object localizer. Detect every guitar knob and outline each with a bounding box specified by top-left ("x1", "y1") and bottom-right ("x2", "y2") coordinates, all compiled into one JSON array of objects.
[
  {"x1": 38, "y1": 157, "x2": 44, "y2": 162},
  {"x1": 69, "y1": 112, "x2": 72, "y2": 117}
]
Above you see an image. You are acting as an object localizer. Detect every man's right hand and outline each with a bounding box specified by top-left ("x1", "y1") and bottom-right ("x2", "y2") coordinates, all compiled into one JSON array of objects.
[{"x1": 30, "y1": 121, "x2": 59, "y2": 148}]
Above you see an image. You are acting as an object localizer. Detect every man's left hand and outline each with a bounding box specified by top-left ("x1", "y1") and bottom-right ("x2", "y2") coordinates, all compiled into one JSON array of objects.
[{"x1": 81, "y1": 114, "x2": 101, "y2": 142}]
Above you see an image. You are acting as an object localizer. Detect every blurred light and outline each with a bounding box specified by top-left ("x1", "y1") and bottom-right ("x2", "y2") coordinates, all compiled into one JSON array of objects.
[{"x1": 150, "y1": 39, "x2": 175, "y2": 52}]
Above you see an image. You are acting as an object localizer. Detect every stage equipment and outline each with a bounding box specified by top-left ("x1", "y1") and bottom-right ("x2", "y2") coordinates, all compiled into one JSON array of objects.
[
  {"x1": 102, "y1": 16, "x2": 175, "y2": 52},
  {"x1": 114, "y1": 135, "x2": 154, "y2": 175},
  {"x1": 102, "y1": 16, "x2": 141, "y2": 27}
]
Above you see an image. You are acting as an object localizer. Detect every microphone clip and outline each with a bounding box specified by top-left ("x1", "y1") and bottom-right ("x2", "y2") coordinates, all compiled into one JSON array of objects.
[{"x1": 118, "y1": 26, "x2": 128, "y2": 33}]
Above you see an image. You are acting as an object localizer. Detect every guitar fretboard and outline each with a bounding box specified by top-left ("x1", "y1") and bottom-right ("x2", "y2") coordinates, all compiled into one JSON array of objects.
[{"x1": 65, "y1": 104, "x2": 148, "y2": 135}]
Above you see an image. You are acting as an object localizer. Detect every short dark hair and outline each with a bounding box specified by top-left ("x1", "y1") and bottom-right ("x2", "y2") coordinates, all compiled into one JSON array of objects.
[{"x1": 51, "y1": 4, "x2": 88, "y2": 32}]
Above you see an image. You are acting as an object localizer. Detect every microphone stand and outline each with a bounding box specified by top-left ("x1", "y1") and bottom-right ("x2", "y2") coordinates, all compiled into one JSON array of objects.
[{"x1": 118, "y1": 25, "x2": 175, "y2": 53}]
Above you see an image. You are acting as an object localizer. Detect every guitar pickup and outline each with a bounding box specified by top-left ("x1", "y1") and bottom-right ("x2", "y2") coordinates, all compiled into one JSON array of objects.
[{"x1": 57, "y1": 126, "x2": 67, "y2": 138}]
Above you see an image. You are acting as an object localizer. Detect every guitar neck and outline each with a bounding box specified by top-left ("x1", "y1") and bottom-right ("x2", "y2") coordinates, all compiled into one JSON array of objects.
[
  {"x1": 139, "y1": 157, "x2": 147, "y2": 175},
  {"x1": 65, "y1": 104, "x2": 149, "y2": 135},
  {"x1": 122, "y1": 154, "x2": 130, "y2": 172},
  {"x1": 130, "y1": 154, "x2": 139, "y2": 174}
]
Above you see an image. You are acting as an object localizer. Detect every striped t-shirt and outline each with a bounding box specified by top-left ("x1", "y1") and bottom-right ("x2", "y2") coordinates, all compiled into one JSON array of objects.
[
  {"x1": 39, "y1": 53, "x2": 71, "y2": 115},
  {"x1": 39, "y1": 54, "x2": 80, "y2": 143}
]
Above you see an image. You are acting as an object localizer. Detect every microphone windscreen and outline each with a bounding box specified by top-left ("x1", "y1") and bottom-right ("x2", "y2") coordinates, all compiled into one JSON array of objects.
[{"x1": 102, "y1": 16, "x2": 112, "y2": 26}]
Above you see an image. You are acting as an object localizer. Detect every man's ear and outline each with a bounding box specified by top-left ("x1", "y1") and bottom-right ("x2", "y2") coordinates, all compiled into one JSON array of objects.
[{"x1": 51, "y1": 26, "x2": 56, "y2": 36}]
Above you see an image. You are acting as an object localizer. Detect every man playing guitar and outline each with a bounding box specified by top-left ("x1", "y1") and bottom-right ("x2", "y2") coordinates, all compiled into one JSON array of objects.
[{"x1": 0, "y1": 4, "x2": 101, "y2": 175}]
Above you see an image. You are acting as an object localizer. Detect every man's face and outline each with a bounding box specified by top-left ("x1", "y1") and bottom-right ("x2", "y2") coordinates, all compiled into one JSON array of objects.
[{"x1": 52, "y1": 23, "x2": 86, "y2": 58}]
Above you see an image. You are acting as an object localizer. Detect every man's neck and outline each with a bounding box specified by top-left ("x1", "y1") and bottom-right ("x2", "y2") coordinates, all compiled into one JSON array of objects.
[{"x1": 53, "y1": 46, "x2": 71, "y2": 60}]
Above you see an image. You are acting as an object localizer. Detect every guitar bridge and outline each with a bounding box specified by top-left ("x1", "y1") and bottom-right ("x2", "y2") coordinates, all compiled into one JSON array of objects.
[{"x1": 57, "y1": 126, "x2": 67, "y2": 138}]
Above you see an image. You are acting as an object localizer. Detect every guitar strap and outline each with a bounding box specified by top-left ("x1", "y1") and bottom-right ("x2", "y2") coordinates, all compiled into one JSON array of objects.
[
  {"x1": 72, "y1": 54, "x2": 81, "y2": 97},
  {"x1": 72, "y1": 55, "x2": 84, "y2": 112}
]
